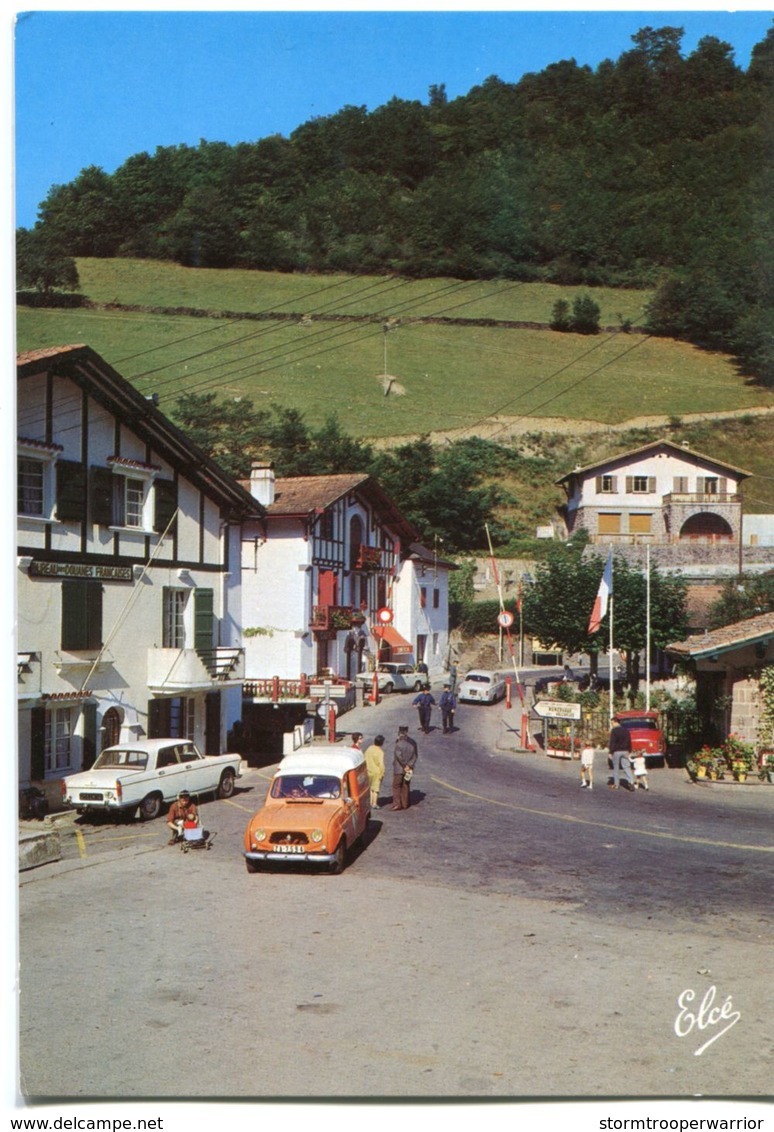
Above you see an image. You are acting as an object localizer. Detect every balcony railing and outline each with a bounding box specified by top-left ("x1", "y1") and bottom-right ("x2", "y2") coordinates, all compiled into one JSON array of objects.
[
  {"x1": 148, "y1": 646, "x2": 245, "y2": 691},
  {"x1": 243, "y1": 677, "x2": 310, "y2": 701},
  {"x1": 354, "y1": 544, "x2": 382, "y2": 570},
  {"x1": 664, "y1": 492, "x2": 740, "y2": 504},
  {"x1": 310, "y1": 604, "x2": 354, "y2": 631}
]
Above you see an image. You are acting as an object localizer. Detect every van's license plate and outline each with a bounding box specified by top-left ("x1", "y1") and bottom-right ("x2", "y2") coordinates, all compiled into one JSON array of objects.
[{"x1": 274, "y1": 844, "x2": 304, "y2": 853}]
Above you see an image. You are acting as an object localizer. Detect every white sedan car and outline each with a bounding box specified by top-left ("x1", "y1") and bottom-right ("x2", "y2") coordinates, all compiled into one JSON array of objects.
[
  {"x1": 355, "y1": 663, "x2": 427, "y2": 694},
  {"x1": 61, "y1": 738, "x2": 244, "y2": 821}
]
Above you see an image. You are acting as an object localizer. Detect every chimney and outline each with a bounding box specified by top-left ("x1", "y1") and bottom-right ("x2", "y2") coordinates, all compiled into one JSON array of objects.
[{"x1": 250, "y1": 461, "x2": 275, "y2": 506}]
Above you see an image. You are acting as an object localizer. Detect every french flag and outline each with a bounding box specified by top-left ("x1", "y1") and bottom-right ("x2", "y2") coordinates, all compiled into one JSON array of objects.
[{"x1": 588, "y1": 550, "x2": 613, "y2": 634}]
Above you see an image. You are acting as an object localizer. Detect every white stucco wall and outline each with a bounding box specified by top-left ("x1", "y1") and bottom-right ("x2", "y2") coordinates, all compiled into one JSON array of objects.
[
  {"x1": 17, "y1": 366, "x2": 243, "y2": 784},
  {"x1": 241, "y1": 519, "x2": 313, "y2": 680},
  {"x1": 567, "y1": 449, "x2": 743, "y2": 511}
]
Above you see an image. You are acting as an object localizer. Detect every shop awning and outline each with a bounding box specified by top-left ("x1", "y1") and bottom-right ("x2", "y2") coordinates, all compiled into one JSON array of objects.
[{"x1": 373, "y1": 626, "x2": 413, "y2": 654}]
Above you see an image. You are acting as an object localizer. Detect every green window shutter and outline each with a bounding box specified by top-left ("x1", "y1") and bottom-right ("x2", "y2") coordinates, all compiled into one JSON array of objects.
[
  {"x1": 148, "y1": 698, "x2": 170, "y2": 739},
  {"x1": 625, "y1": 476, "x2": 633, "y2": 493},
  {"x1": 86, "y1": 583, "x2": 103, "y2": 649},
  {"x1": 153, "y1": 479, "x2": 178, "y2": 534},
  {"x1": 30, "y1": 707, "x2": 46, "y2": 780},
  {"x1": 648, "y1": 476, "x2": 656, "y2": 492},
  {"x1": 56, "y1": 460, "x2": 87, "y2": 522},
  {"x1": 62, "y1": 580, "x2": 84, "y2": 650},
  {"x1": 82, "y1": 702, "x2": 97, "y2": 769},
  {"x1": 62, "y1": 580, "x2": 103, "y2": 650},
  {"x1": 595, "y1": 476, "x2": 602, "y2": 492},
  {"x1": 90, "y1": 467, "x2": 114, "y2": 526},
  {"x1": 194, "y1": 588, "x2": 214, "y2": 654},
  {"x1": 719, "y1": 477, "x2": 728, "y2": 494}
]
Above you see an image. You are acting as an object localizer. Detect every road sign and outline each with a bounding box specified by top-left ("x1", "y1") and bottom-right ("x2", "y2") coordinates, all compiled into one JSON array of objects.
[
  {"x1": 532, "y1": 700, "x2": 582, "y2": 721},
  {"x1": 497, "y1": 611, "x2": 514, "y2": 628},
  {"x1": 376, "y1": 607, "x2": 393, "y2": 624}
]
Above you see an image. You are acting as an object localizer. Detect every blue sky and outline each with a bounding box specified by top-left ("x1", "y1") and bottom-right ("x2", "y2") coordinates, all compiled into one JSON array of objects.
[{"x1": 12, "y1": 7, "x2": 774, "y2": 230}]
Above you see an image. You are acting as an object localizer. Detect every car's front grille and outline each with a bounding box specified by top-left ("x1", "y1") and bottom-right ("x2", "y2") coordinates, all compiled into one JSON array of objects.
[{"x1": 269, "y1": 831, "x2": 309, "y2": 845}]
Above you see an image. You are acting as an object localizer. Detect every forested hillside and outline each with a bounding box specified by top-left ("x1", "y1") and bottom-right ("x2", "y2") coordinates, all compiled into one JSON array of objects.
[{"x1": 17, "y1": 25, "x2": 774, "y2": 386}]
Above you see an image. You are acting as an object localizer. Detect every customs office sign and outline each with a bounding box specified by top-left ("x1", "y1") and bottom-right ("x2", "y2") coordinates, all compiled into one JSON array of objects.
[{"x1": 29, "y1": 560, "x2": 134, "y2": 582}]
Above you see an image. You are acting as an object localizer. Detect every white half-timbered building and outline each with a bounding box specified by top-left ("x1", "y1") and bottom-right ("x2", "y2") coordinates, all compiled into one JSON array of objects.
[{"x1": 17, "y1": 345, "x2": 263, "y2": 800}]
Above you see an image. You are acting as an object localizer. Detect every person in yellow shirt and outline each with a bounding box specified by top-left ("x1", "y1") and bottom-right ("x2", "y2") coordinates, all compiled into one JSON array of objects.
[{"x1": 363, "y1": 734, "x2": 385, "y2": 810}]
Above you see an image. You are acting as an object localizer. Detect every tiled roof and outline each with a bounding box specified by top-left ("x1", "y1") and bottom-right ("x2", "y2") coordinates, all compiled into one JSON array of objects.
[
  {"x1": 406, "y1": 542, "x2": 458, "y2": 571},
  {"x1": 267, "y1": 474, "x2": 370, "y2": 514},
  {"x1": 556, "y1": 439, "x2": 752, "y2": 485},
  {"x1": 666, "y1": 610, "x2": 774, "y2": 658},
  {"x1": 108, "y1": 455, "x2": 162, "y2": 473},
  {"x1": 240, "y1": 473, "x2": 419, "y2": 542}
]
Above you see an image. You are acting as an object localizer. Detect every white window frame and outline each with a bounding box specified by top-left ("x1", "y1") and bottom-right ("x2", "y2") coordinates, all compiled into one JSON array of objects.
[
  {"x1": 17, "y1": 442, "x2": 59, "y2": 522},
  {"x1": 45, "y1": 707, "x2": 73, "y2": 773},
  {"x1": 109, "y1": 462, "x2": 156, "y2": 532},
  {"x1": 163, "y1": 588, "x2": 188, "y2": 649},
  {"x1": 600, "y1": 474, "x2": 616, "y2": 494},
  {"x1": 631, "y1": 475, "x2": 650, "y2": 494}
]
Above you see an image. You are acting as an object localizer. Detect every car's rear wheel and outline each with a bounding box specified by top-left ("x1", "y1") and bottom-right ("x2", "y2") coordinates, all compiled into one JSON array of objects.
[
  {"x1": 329, "y1": 838, "x2": 347, "y2": 874},
  {"x1": 217, "y1": 769, "x2": 235, "y2": 799},
  {"x1": 413, "y1": 681, "x2": 424, "y2": 692},
  {"x1": 138, "y1": 792, "x2": 163, "y2": 821},
  {"x1": 383, "y1": 682, "x2": 394, "y2": 695}
]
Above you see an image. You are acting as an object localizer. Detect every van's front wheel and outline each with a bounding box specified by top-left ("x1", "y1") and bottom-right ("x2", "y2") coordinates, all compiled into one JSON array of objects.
[{"x1": 330, "y1": 839, "x2": 347, "y2": 874}]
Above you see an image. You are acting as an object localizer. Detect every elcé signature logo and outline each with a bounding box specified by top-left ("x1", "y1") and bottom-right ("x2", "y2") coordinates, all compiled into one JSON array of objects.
[{"x1": 674, "y1": 985, "x2": 741, "y2": 1056}]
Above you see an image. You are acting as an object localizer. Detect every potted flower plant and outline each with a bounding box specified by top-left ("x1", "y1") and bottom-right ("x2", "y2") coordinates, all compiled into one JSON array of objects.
[
  {"x1": 758, "y1": 752, "x2": 774, "y2": 784},
  {"x1": 722, "y1": 735, "x2": 756, "y2": 782}
]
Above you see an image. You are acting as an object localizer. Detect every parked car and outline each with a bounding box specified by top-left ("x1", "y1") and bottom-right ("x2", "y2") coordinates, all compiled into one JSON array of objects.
[
  {"x1": 243, "y1": 746, "x2": 371, "y2": 873},
  {"x1": 61, "y1": 739, "x2": 245, "y2": 821},
  {"x1": 612, "y1": 710, "x2": 667, "y2": 766},
  {"x1": 458, "y1": 669, "x2": 509, "y2": 704},
  {"x1": 355, "y1": 662, "x2": 427, "y2": 694}
]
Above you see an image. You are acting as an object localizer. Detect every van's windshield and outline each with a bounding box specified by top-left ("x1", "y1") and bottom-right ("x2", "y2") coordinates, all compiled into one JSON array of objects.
[{"x1": 271, "y1": 774, "x2": 341, "y2": 800}]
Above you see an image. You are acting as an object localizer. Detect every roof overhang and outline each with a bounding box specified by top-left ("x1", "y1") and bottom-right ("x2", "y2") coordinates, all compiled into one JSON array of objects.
[{"x1": 17, "y1": 345, "x2": 266, "y2": 523}]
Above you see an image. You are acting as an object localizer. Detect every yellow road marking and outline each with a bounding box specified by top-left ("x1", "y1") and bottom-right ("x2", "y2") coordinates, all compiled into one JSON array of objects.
[
  {"x1": 75, "y1": 829, "x2": 87, "y2": 859},
  {"x1": 222, "y1": 797, "x2": 258, "y2": 813},
  {"x1": 85, "y1": 831, "x2": 160, "y2": 845},
  {"x1": 431, "y1": 775, "x2": 774, "y2": 854}
]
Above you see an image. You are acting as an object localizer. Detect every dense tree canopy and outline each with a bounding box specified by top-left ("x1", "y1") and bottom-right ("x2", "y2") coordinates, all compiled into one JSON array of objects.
[
  {"x1": 18, "y1": 23, "x2": 774, "y2": 383},
  {"x1": 172, "y1": 396, "x2": 501, "y2": 549},
  {"x1": 523, "y1": 543, "x2": 687, "y2": 686},
  {"x1": 708, "y1": 572, "x2": 774, "y2": 627}
]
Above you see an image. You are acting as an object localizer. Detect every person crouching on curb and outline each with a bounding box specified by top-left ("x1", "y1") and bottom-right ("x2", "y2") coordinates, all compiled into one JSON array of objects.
[
  {"x1": 364, "y1": 734, "x2": 385, "y2": 810},
  {"x1": 167, "y1": 789, "x2": 199, "y2": 844}
]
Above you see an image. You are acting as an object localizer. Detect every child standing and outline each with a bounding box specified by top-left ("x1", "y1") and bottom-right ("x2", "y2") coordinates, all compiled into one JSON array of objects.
[
  {"x1": 580, "y1": 738, "x2": 597, "y2": 790},
  {"x1": 632, "y1": 753, "x2": 649, "y2": 790}
]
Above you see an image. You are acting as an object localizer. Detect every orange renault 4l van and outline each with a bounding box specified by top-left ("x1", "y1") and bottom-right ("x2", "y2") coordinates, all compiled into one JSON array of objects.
[{"x1": 243, "y1": 746, "x2": 371, "y2": 874}]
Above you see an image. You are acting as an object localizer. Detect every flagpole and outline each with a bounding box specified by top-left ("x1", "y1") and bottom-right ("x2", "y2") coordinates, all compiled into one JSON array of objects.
[
  {"x1": 646, "y1": 544, "x2": 651, "y2": 712},
  {"x1": 609, "y1": 582, "x2": 615, "y2": 724}
]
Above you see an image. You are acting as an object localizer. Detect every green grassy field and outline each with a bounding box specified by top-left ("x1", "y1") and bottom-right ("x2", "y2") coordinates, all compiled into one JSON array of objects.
[
  {"x1": 73, "y1": 257, "x2": 654, "y2": 324},
  {"x1": 16, "y1": 260, "x2": 772, "y2": 441}
]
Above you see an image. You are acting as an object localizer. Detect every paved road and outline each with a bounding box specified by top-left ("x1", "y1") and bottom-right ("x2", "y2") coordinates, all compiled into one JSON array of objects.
[{"x1": 17, "y1": 692, "x2": 774, "y2": 1101}]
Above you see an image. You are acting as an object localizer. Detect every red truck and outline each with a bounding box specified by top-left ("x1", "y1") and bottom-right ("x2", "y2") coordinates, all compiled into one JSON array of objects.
[{"x1": 613, "y1": 710, "x2": 667, "y2": 766}]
